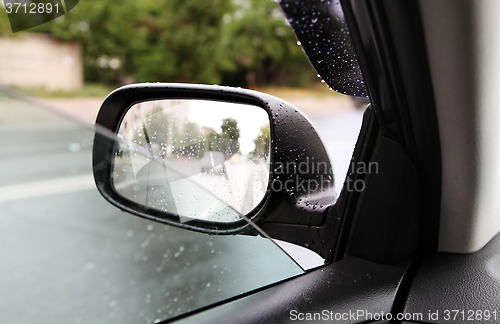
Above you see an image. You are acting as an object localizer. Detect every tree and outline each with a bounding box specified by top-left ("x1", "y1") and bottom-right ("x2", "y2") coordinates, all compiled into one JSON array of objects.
[
  {"x1": 5, "y1": 0, "x2": 317, "y2": 87},
  {"x1": 220, "y1": 118, "x2": 240, "y2": 156},
  {"x1": 220, "y1": 0, "x2": 315, "y2": 86},
  {"x1": 252, "y1": 124, "x2": 270, "y2": 159}
]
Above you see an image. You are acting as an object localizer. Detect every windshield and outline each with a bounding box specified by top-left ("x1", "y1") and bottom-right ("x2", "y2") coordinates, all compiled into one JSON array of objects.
[{"x1": 0, "y1": 89, "x2": 303, "y2": 323}]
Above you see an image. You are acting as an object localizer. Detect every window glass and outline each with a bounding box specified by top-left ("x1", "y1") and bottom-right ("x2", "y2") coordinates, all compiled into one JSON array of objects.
[
  {"x1": 0, "y1": 92, "x2": 303, "y2": 324},
  {"x1": 0, "y1": 0, "x2": 370, "y2": 321}
]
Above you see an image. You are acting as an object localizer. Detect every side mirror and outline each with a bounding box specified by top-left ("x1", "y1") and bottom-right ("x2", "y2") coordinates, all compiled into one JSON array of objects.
[{"x1": 93, "y1": 83, "x2": 336, "y2": 235}]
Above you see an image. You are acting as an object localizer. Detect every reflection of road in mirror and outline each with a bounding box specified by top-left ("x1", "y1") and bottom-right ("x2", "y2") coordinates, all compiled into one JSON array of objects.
[{"x1": 113, "y1": 152, "x2": 241, "y2": 223}]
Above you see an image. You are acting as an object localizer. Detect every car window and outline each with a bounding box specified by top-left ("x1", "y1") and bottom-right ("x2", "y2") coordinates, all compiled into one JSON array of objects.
[
  {"x1": 0, "y1": 0, "x2": 369, "y2": 321},
  {"x1": 0, "y1": 90, "x2": 303, "y2": 323}
]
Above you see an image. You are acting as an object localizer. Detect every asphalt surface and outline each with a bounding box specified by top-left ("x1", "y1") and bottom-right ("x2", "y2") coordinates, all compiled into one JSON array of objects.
[{"x1": 0, "y1": 93, "x2": 364, "y2": 323}]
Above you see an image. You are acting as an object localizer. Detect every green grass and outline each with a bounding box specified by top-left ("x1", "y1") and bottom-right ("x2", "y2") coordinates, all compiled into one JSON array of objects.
[{"x1": 16, "y1": 83, "x2": 116, "y2": 98}]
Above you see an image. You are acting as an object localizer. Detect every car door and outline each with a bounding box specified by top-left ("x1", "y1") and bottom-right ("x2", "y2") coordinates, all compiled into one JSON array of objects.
[{"x1": 86, "y1": 0, "x2": 436, "y2": 323}]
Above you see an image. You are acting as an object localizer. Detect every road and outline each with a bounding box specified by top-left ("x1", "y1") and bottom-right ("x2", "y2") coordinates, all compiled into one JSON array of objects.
[{"x1": 0, "y1": 93, "x2": 364, "y2": 323}]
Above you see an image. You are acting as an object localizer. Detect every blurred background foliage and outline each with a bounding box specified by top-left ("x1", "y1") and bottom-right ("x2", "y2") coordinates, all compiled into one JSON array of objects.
[{"x1": 0, "y1": 0, "x2": 319, "y2": 88}]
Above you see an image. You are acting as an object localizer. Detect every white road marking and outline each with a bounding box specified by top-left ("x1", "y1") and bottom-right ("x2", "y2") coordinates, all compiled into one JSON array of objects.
[{"x1": 0, "y1": 175, "x2": 96, "y2": 203}]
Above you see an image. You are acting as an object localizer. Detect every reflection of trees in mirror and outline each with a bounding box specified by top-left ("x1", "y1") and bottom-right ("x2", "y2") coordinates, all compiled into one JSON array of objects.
[
  {"x1": 206, "y1": 118, "x2": 241, "y2": 158},
  {"x1": 220, "y1": 118, "x2": 241, "y2": 157},
  {"x1": 128, "y1": 108, "x2": 244, "y2": 161},
  {"x1": 251, "y1": 125, "x2": 271, "y2": 160},
  {"x1": 129, "y1": 110, "x2": 206, "y2": 160}
]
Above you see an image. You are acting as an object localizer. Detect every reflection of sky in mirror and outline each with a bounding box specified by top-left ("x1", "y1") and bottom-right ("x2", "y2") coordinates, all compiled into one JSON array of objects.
[{"x1": 185, "y1": 100, "x2": 269, "y2": 154}]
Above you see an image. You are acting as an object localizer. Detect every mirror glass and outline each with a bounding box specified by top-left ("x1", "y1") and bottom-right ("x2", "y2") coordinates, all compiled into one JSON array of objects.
[{"x1": 112, "y1": 99, "x2": 271, "y2": 224}]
